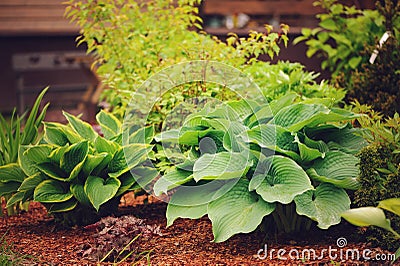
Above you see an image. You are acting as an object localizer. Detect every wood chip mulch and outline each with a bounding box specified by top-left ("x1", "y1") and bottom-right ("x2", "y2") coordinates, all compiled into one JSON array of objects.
[{"x1": 0, "y1": 195, "x2": 396, "y2": 266}]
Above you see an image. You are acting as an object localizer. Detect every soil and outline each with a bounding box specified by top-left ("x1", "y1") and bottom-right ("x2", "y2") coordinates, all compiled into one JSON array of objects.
[{"x1": 0, "y1": 194, "x2": 395, "y2": 266}]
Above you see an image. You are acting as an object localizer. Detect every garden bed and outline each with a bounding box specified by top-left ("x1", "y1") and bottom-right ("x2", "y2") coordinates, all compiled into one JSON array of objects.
[{"x1": 1, "y1": 195, "x2": 394, "y2": 265}]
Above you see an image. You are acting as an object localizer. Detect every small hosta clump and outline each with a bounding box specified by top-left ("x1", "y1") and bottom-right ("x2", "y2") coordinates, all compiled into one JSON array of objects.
[{"x1": 81, "y1": 215, "x2": 162, "y2": 262}]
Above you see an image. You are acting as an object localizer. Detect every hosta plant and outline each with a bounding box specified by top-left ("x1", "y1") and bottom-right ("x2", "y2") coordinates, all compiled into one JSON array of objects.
[
  {"x1": 0, "y1": 88, "x2": 48, "y2": 215},
  {"x1": 10, "y1": 110, "x2": 157, "y2": 225},
  {"x1": 153, "y1": 94, "x2": 366, "y2": 242}
]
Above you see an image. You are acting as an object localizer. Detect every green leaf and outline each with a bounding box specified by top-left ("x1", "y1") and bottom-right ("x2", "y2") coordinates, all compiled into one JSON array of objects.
[
  {"x1": 244, "y1": 124, "x2": 300, "y2": 161},
  {"x1": 319, "y1": 18, "x2": 337, "y2": 31},
  {"x1": 63, "y1": 111, "x2": 97, "y2": 141},
  {"x1": 254, "y1": 156, "x2": 313, "y2": 204},
  {"x1": 84, "y1": 176, "x2": 121, "y2": 211},
  {"x1": 348, "y1": 56, "x2": 362, "y2": 69},
  {"x1": 18, "y1": 173, "x2": 44, "y2": 191},
  {"x1": 95, "y1": 136, "x2": 120, "y2": 154},
  {"x1": 341, "y1": 207, "x2": 396, "y2": 235},
  {"x1": 115, "y1": 172, "x2": 137, "y2": 197},
  {"x1": 294, "y1": 134, "x2": 324, "y2": 162},
  {"x1": 154, "y1": 169, "x2": 193, "y2": 196},
  {"x1": 0, "y1": 163, "x2": 25, "y2": 182},
  {"x1": 60, "y1": 141, "x2": 89, "y2": 181},
  {"x1": 46, "y1": 198, "x2": 78, "y2": 213},
  {"x1": 44, "y1": 122, "x2": 81, "y2": 144},
  {"x1": 129, "y1": 166, "x2": 159, "y2": 190},
  {"x1": 222, "y1": 122, "x2": 248, "y2": 152},
  {"x1": 6, "y1": 191, "x2": 25, "y2": 208},
  {"x1": 166, "y1": 203, "x2": 207, "y2": 227},
  {"x1": 36, "y1": 162, "x2": 68, "y2": 181},
  {"x1": 34, "y1": 180, "x2": 73, "y2": 203},
  {"x1": 273, "y1": 103, "x2": 358, "y2": 132},
  {"x1": 193, "y1": 152, "x2": 252, "y2": 181},
  {"x1": 96, "y1": 110, "x2": 121, "y2": 139},
  {"x1": 128, "y1": 125, "x2": 154, "y2": 144},
  {"x1": 82, "y1": 153, "x2": 109, "y2": 176},
  {"x1": 378, "y1": 198, "x2": 400, "y2": 217},
  {"x1": 70, "y1": 183, "x2": 91, "y2": 206},
  {"x1": 307, "y1": 151, "x2": 360, "y2": 190},
  {"x1": 109, "y1": 144, "x2": 152, "y2": 178},
  {"x1": 60, "y1": 141, "x2": 89, "y2": 172},
  {"x1": 208, "y1": 179, "x2": 275, "y2": 242},
  {"x1": 295, "y1": 183, "x2": 350, "y2": 229},
  {"x1": 43, "y1": 123, "x2": 69, "y2": 146},
  {"x1": 0, "y1": 181, "x2": 21, "y2": 197},
  {"x1": 19, "y1": 145, "x2": 53, "y2": 176}
]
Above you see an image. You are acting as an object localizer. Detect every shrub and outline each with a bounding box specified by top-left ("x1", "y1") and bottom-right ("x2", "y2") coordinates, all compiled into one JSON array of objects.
[
  {"x1": 0, "y1": 88, "x2": 48, "y2": 215},
  {"x1": 65, "y1": 0, "x2": 288, "y2": 119},
  {"x1": 294, "y1": 0, "x2": 399, "y2": 84},
  {"x1": 153, "y1": 94, "x2": 365, "y2": 242},
  {"x1": 344, "y1": 1, "x2": 400, "y2": 117},
  {"x1": 244, "y1": 61, "x2": 345, "y2": 103},
  {"x1": 11, "y1": 110, "x2": 157, "y2": 225},
  {"x1": 351, "y1": 103, "x2": 400, "y2": 250}
]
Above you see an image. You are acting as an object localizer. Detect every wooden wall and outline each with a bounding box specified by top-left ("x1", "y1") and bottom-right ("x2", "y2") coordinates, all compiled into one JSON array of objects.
[{"x1": 0, "y1": 0, "x2": 79, "y2": 35}]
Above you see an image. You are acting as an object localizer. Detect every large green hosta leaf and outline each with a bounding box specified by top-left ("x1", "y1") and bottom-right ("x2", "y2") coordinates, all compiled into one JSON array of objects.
[
  {"x1": 0, "y1": 163, "x2": 25, "y2": 182},
  {"x1": 109, "y1": 144, "x2": 152, "y2": 178},
  {"x1": 63, "y1": 111, "x2": 97, "y2": 141},
  {"x1": 96, "y1": 110, "x2": 121, "y2": 139},
  {"x1": 253, "y1": 156, "x2": 313, "y2": 204},
  {"x1": 295, "y1": 183, "x2": 350, "y2": 229},
  {"x1": 18, "y1": 173, "x2": 44, "y2": 191},
  {"x1": 82, "y1": 153, "x2": 110, "y2": 176},
  {"x1": 294, "y1": 134, "x2": 324, "y2": 163},
  {"x1": 154, "y1": 169, "x2": 193, "y2": 196},
  {"x1": 273, "y1": 103, "x2": 358, "y2": 132},
  {"x1": 341, "y1": 207, "x2": 396, "y2": 235},
  {"x1": 84, "y1": 176, "x2": 120, "y2": 211},
  {"x1": 208, "y1": 179, "x2": 275, "y2": 242},
  {"x1": 166, "y1": 203, "x2": 208, "y2": 227},
  {"x1": 244, "y1": 125, "x2": 300, "y2": 161},
  {"x1": 46, "y1": 198, "x2": 78, "y2": 213},
  {"x1": 43, "y1": 123, "x2": 69, "y2": 146},
  {"x1": 307, "y1": 151, "x2": 360, "y2": 190},
  {"x1": 193, "y1": 152, "x2": 251, "y2": 181},
  {"x1": 70, "y1": 183, "x2": 91, "y2": 206},
  {"x1": 60, "y1": 141, "x2": 89, "y2": 180},
  {"x1": 34, "y1": 180, "x2": 73, "y2": 203},
  {"x1": 0, "y1": 181, "x2": 21, "y2": 197},
  {"x1": 378, "y1": 198, "x2": 400, "y2": 217},
  {"x1": 127, "y1": 125, "x2": 154, "y2": 144},
  {"x1": 155, "y1": 127, "x2": 221, "y2": 146},
  {"x1": 19, "y1": 145, "x2": 53, "y2": 176}
]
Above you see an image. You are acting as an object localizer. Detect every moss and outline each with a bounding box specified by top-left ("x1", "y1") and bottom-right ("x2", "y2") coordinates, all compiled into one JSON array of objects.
[{"x1": 354, "y1": 143, "x2": 400, "y2": 250}]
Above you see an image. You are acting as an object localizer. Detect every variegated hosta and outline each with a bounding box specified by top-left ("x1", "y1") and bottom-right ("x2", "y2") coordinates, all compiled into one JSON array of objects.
[
  {"x1": 154, "y1": 94, "x2": 367, "y2": 242},
  {"x1": 8, "y1": 110, "x2": 157, "y2": 225}
]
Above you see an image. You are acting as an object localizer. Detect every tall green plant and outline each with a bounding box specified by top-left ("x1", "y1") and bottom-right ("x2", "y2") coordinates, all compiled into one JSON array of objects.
[
  {"x1": 153, "y1": 94, "x2": 365, "y2": 242},
  {"x1": 65, "y1": 0, "x2": 288, "y2": 118},
  {"x1": 0, "y1": 88, "x2": 48, "y2": 215}
]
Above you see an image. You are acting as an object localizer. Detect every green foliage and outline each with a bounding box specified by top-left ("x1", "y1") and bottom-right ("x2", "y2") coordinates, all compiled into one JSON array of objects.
[
  {"x1": 12, "y1": 110, "x2": 157, "y2": 225},
  {"x1": 65, "y1": 0, "x2": 288, "y2": 118},
  {"x1": 154, "y1": 95, "x2": 365, "y2": 242},
  {"x1": 0, "y1": 88, "x2": 48, "y2": 215},
  {"x1": 342, "y1": 198, "x2": 400, "y2": 262},
  {"x1": 244, "y1": 61, "x2": 345, "y2": 103},
  {"x1": 294, "y1": 0, "x2": 398, "y2": 82},
  {"x1": 344, "y1": 1, "x2": 400, "y2": 117},
  {"x1": 350, "y1": 103, "x2": 400, "y2": 250}
]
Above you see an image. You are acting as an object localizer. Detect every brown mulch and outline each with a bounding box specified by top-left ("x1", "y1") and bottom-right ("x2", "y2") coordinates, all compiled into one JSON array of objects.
[{"x1": 0, "y1": 195, "x2": 395, "y2": 266}]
